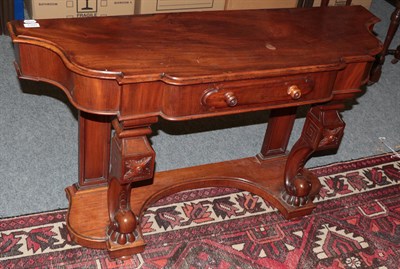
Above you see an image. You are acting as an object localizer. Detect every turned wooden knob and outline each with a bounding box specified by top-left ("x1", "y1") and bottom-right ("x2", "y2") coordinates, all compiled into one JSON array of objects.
[
  {"x1": 224, "y1": 92, "x2": 238, "y2": 107},
  {"x1": 287, "y1": 85, "x2": 302, "y2": 100}
]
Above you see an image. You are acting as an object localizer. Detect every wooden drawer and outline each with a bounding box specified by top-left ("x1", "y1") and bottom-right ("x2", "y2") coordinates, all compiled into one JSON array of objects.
[
  {"x1": 201, "y1": 76, "x2": 314, "y2": 110},
  {"x1": 119, "y1": 71, "x2": 338, "y2": 121},
  {"x1": 162, "y1": 71, "x2": 338, "y2": 119}
]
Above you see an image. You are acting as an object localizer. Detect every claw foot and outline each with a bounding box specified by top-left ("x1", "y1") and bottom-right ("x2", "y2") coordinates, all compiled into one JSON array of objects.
[
  {"x1": 282, "y1": 174, "x2": 312, "y2": 206},
  {"x1": 107, "y1": 209, "x2": 137, "y2": 245}
]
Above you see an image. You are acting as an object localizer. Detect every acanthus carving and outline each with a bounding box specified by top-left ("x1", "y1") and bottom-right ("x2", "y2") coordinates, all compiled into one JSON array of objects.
[
  {"x1": 123, "y1": 157, "x2": 153, "y2": 182},
  {"x1": 318, "y1": 127, "x2": 344, "y2": 149},
  {"x1": 107, "y1": 179, "x2": 137, "y2": 245}
]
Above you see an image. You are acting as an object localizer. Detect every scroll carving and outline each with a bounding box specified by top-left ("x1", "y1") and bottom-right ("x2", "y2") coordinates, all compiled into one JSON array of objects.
[
  {"x1": 107, "y1": 179, "x2": 137, "y2": 245},
  {"x1": 283, "y1": 106, "x2": 345, "y2": 206},
  {"x1": 106, "y1": 120, "x2": 156, "y2": 255}
]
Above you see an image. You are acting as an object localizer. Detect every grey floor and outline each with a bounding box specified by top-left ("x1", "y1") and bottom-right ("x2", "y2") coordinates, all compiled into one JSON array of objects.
[{"x1": 1, "y1": 0, "x2": 399, "y2": 218}]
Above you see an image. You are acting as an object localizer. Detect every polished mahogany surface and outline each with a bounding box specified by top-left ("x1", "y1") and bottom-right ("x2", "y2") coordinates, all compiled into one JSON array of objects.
[
  {"x1": 8, "y1": 6, "x2": 381, "y2": 258},
  {"x1": 10, "y1": 6, "x2": 379, "y2": 85}
]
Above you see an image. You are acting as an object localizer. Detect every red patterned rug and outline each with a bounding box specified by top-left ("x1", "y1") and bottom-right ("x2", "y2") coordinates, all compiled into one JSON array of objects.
[{"x1": 1, "y1": 153, "x2": 399, "y2": 269}]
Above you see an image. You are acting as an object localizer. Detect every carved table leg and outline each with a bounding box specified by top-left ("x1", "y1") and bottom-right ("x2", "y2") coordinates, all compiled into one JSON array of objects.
[
  {"x1": 282, "y1": 105, "x2": 345, "y2": 206},
  {"x1": 106, "y1": 117, "x2": 157, "y2": 258}
]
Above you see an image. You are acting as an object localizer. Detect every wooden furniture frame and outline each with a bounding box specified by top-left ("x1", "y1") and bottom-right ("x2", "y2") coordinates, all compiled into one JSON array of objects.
[
  {"x1": 296, "y1": 0, "x2": 400, "y2": 84},
  {"x1": 8, "y1": 6, "x2": 381, "y2": 258},
  {"x1": 370, "y1": 0, "x2": 400, "y2": 83}
]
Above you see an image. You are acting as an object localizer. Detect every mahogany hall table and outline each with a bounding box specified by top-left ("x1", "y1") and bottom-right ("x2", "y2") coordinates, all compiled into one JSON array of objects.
[{"x1": 8, "y1": 6, "x2": 381, "y2": 258}]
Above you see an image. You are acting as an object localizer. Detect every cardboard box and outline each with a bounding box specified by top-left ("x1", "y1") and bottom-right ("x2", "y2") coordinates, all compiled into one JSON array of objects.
[
  {"x1": 25, "y1": 0, "x2": 135, "y2": 19},
  {"x1": 312, "y1": 0, "x2": 372, "y2": 9},
  {"x1": 225, "y1": 0, "x2": 297, "y2": 10},
  {"x1": 135, "y1": 0, "x2": 226, "y2": 14}
]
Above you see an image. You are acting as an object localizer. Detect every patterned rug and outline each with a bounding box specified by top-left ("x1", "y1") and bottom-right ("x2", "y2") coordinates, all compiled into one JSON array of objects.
[{"x1": 1, "y1": 153, "x2": 399, "y2": 269}]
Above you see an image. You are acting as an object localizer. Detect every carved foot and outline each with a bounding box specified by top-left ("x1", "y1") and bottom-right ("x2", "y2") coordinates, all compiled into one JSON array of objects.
[
  {"x1": 106, "y1": 177, "x2": 146, "y2": 258},
  {"x1": 106, "y1": 118, "x2": 156, "y2": 257},
  {"x1": 107, "y1": 179, "x2": 137, "y2": 246},
  {"x1": 107, "y1": 211, "x2": 137, "y2": 244},
  {"x1": 281, "y1": 168, "x2": 322, "y2": 208},
  {"x1": 283, "y1": 106, "x2": 344, "y2": 207},
  {"x1": 282, "y1": 172, "x2": 311, "y2": 206}
]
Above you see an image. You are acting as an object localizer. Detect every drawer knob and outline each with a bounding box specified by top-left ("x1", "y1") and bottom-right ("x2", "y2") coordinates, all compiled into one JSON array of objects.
[
  {"x1": 224, "y1": 92, "x2": 238, "y2": 107},
  {"x1": 288, "y1": 85, "x2": 302, "y2": 100}
]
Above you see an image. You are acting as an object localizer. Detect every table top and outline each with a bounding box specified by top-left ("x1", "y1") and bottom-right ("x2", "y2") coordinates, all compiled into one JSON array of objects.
[{"x1": 9, "y1": 6, "x2": 381, "y2": 85}]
